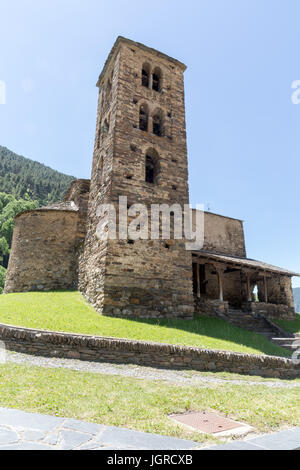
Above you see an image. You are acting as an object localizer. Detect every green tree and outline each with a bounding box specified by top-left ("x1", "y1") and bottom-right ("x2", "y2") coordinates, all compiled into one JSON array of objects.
[
  {"x1": 0, "y1": 146, "x2": 75, "y2": 206},
  {"x1": 0, "y1": 266, "x2": 6, "y2": 294},
  {"x1": 0, "y1": 192, "x2": 38, "y2": 268}
]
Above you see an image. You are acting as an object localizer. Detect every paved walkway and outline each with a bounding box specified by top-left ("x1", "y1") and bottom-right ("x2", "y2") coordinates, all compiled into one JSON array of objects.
[
  {"x1": 206, "y1": 428, "x2": 300, "y2": 450},
  {"x1": 0, "y1": 407, "x2": 198, "y2": 450},
  {"x1": 0, "y1": 407, "x2": 299, "y2": 450},
  {"x1": 6, "y1": 351, "x2": 300, "y2": 389}
]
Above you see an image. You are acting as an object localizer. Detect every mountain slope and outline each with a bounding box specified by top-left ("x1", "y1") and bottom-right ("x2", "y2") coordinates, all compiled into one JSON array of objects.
[
  {"x1": 293, "y1": 288, "x2": 300, "y2": 313},
  {"x1": 0, "y1": 146, "x2": 75, "y2": 206}
]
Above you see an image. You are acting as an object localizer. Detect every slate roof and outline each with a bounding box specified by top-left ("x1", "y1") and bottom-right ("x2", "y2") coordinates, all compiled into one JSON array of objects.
[{"x1": 193, "y1": 250, "x2": 300, "y2": 277}]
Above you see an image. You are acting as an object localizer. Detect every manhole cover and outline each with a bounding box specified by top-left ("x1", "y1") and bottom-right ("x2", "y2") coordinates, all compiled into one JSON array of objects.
[{"x1": 171, "y1": 411, "x2": 246, "y2": 435}]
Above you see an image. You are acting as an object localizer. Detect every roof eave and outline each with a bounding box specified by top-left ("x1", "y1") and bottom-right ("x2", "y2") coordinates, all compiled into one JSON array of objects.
[{"x1": 96, "y1": 36, "x2": 187, "y2": 88}]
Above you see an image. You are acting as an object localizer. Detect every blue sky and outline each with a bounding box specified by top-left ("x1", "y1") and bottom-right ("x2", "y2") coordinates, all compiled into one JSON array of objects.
[{"x1": 1, "y1": 0, "x2": 300, "y2": 286}]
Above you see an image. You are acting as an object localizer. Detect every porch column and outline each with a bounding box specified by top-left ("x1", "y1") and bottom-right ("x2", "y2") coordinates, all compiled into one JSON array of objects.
[
  {"x1": 216, "y1": 266, "x2": 224, "y2": 302},
  {"x1": 149, "y1": 73, "x2": 153, "y2": 90},
  {"x1": 264, "y1": 273, "x2": 268, "y2": 303},
  {"x1": 196, "y1": 263, "x2": 201, "y2": 298},
  {"x1": 246, "y1": 272, "x2": 252, "y2": 302}
]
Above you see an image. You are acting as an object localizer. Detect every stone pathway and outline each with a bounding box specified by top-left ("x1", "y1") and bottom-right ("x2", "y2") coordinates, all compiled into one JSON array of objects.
[
  {"x1": 0, "y1": 407, "x2": 198, "y2": 450},
  {"x1": 6, "y1": 351, "x2": 300, "y2": 389},
  {"x1": 205, "y1": 428, "x2": 300, "y2": 450},
  {"x1": 0, "y1": 407, "x2": 299, "y2": 450}
]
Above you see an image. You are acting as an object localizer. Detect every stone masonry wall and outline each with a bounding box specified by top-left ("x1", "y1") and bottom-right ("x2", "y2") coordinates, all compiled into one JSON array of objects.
[
  {"x1": 192, "y1": 211, "x2": 246, "y2": 257},
  {"x1": 4, "y1": 210, "x2": 79, "y2": 293},
  {"x1": 79, "y1": 37, "x2": 194, "y2": 318},
  {"x1": 0, "y1": 323, "x2": 299, "y2": 379},
  {"x1": 266, "y1": 275, "x2": 295, "y2": 310},
  {"x1": 247, "y1": 302, "x2": 296, "y2": 320}
]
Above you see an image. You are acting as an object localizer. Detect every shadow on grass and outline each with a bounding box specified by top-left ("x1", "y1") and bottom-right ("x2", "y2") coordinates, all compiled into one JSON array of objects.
[
  {"x1": 272, "y1": 314, "x2": 300, "y2": 335},
  {"x1": 122, "y1": 315, "x2": 291, "y2": 358}
]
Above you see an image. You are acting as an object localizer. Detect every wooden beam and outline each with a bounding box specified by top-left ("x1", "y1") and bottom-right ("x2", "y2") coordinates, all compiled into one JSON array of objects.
[
  {"x1": 215, "y1": 267, "x2": 224, "y2": 301},
  {"x1": 246, "y1": 272, "x2": 252, "y2": 302},
  {"x1": 264, "y1": 273, "x2": 268, "y2": 303}
]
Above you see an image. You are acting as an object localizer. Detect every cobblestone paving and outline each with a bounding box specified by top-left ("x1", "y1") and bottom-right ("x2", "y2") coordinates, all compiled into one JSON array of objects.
[
  {"x1": 5, "y1": 351, "x2": 300, "y2": 388},
  {"x1": 0, "y1": 407, "x2": 198, "y2": 450}
]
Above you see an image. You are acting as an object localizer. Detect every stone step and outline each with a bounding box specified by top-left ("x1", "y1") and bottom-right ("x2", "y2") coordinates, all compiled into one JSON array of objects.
[
  {"x1": 271, "y1": 337, "x2": 300, "y2": 352},
  {"x1": 272, "y1": 338, "x2": 300, "y2": 345},
  {"x1": 221, "y1": 309, "x2": 291, "y2": 350}
]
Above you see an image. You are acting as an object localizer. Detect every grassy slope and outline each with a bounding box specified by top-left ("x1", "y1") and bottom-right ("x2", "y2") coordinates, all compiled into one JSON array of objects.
[
  {"x1": 0, "y1": 363, "x2": 298, "y2": 444},
  {"x1": 273, "y1": 315, "x2": 300, "y2": 334},
  {"x1": 0, "y1": 291, "x2": 290, "y2": 357}
]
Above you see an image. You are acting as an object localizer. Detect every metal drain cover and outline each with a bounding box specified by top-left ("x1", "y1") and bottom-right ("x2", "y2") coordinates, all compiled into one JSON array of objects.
[{"x1": 171, "y1": 411, "x2": 246, "y2": 435}]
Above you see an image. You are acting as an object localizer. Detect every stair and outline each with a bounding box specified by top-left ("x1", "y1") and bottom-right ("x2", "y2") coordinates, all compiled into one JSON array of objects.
[
  {"x1": 271, "y1": 337, "x2": 300, "y2": 352},
  {"x1": 221, "y1": 308, "x2": 296, "y2": 352}
]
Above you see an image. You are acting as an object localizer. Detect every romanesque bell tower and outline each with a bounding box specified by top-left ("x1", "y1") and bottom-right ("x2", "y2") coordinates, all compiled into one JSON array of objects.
[{"x1": 79, "y1": 37, "x2": 194, "y2": 318}]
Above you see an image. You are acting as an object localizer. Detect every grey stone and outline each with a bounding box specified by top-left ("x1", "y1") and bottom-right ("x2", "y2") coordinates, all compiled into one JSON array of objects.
[
  {"x1": 60, "y1": 430, "x2": 93, "y2": 450},
  {"x1": 63, "y1": 418, "x2": 104, "y2": 435},
  {"x1": 0, "y1": 442, "x2": 54, "y2": 450},
  {"x1": 95, "y1": 426, "x2": 198, "y2": 450},
  {"x1": 79, "y1": 442, "x2": 108, "y2": 450},
  {"x1": 249, "y1": 429, "x2": 300, "y2": 450},
  {"x1": 44, "y1": 432, "x2": 60, "y2": 446},
  {"x1": 0, "y1": 427, "x2": 19, "y2": 445},
  {"x1": 0, "y1": 407, "x2": 64, "y2": 431},
  {"x1": 22, "y1": 430, "x2": 46, "y2": 442}
]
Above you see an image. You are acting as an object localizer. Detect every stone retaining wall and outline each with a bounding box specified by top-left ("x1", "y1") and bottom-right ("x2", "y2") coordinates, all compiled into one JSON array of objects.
[
  {"x1": 0, "y1": 323, "x2": 299, "y2": 379},
  {"x1": 195, "y1": 298, "x2": 229, "y2": 317},
  {"x1": 246, "y1": 302, "x2": 295, "y2": 320}
]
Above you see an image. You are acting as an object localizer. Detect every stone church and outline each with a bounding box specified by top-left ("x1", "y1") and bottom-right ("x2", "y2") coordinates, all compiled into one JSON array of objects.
[{"x1": 4, "y1": 37, "x2": 298, "y2": 322}]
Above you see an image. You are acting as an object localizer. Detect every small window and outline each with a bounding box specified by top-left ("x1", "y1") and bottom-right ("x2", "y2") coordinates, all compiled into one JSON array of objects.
[
  {"x1": 146, "y1": 156, "x2": 155, "y2": 183},
  {"x1": 102, "y1": 119, "x2": 109, "y2": 133},
  {"x1": 145, "y1": 148, "x2": 160, "y2": 184},
  {"x1": 142, "y1": 63, "x2": 150, "y2": 88},
  {"x1": 139, "y1": 104, "x2": 149, "y2": 131},
  {"x1": 152, "y1": 67, "x2": 161, "y2": 92},
  {"x1": 152, "y1": 111, "x2": 163, "y2": 136}
]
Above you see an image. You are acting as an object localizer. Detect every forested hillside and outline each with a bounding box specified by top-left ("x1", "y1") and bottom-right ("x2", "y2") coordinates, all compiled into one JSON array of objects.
[
  {"x1": 293, "y1": 288, "x2": 300, "y2": 313},
  {"x1": 0, "y1": 146, "x2": 75, "y2": 206},
  {"x1": 0, "y1": 146, "x2": 76, "y2": 292}
]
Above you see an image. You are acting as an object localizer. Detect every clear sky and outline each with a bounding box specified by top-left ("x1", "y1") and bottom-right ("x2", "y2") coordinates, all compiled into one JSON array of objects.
[{"x1": 0, "y1": 0, "x2": 300, "y2": 286}]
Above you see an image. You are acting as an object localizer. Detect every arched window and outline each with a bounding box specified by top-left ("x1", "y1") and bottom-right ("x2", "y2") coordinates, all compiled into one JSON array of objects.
[
  {"x1": 152, "y1": 109, "x2": 163, "y2": 136},
  {"x1": 142, "y1": 63, "x2": 150, "y2": 88},
  {"x1": 107, "y1": 79, "x2": 112, "y2": 94},
  {"x1": 102, "y1": 119, "x2": 109, "y2": 133},
  {"x1": 97, "y1": 155, "x2": 104, "y2": 185},
  {"x1": 139, "y1": 104, "x2": 149, "y2": 131},
  {"x1": 97, "y1": 127, "x2": 101, "y2": 148},
  {"x1": 145, "y1": 148, "x2": 160, "y2": 184},
  {"x1": 152, "y1": 67, "x2": 161, "y2": 92}
]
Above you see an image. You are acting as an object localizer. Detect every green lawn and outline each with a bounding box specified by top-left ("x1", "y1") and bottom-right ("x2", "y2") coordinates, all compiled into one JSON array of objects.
[
  {"x1": 0, "y1": 291, "x2": 290, "y2": 357},
  {"x1": 273, "y1": 315, "x2": 300, "y2": 334},
  {"x1": 0, "y1": 363, "x2": 299, "y2": 444}
]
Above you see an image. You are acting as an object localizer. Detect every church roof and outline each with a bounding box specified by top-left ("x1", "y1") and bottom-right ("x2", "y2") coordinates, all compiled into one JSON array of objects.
[
  {"x1": 97, "y1": 36, "x2": 186, "y2": 87},
  {"x1": 193, "y1": 250, "x2": 300, "y2": 277}
]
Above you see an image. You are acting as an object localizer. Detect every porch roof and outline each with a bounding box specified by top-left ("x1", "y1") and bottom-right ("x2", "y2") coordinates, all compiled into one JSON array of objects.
[{"x1": 192, "y1": 251, "x2": 300, "y2": 277}]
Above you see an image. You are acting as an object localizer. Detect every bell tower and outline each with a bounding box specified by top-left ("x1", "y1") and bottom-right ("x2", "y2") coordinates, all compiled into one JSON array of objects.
[{"x1": 79, "y1": 37, "x2": 194, "y2": 318}]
